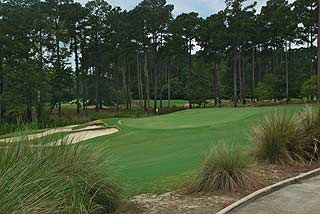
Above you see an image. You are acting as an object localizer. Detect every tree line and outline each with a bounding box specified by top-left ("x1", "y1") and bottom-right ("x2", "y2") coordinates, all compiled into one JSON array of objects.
[{"x1": 0, "y1": 0, "x2": 319, "y2": 124}]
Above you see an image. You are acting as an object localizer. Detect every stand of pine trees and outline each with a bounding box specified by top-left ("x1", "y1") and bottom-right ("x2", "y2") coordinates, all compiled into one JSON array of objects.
[{"x1": 0, "y1": 0, "x2": 319, "y2": 125}]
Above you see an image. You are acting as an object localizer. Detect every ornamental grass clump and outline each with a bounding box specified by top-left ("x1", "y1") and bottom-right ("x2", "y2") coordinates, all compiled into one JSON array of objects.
[
  {"x1": 0, "y1": 134, "x2": 121, "y2": 214},
  {"x1": 251, "y1": 112, "x2": 305, "y2": 164},
  {"x1": 298, "y1": 105, "x2": 320, "y2": 161},
  {"x1": 189, "y1": 144, "x2": 255, "y2": 193}
]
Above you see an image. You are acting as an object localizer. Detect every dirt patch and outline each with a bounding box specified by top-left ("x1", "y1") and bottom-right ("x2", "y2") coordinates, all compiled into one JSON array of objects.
[
  {"x1": 118, "y1": 163, "x2": 320, "y2": 214},
  {"x1": 118, "y1": 192, "x2": 237, "y2": 214}
]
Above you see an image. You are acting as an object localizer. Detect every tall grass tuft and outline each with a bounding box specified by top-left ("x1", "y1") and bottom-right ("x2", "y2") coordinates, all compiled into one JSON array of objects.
[
  {"x1": 188, "y1": 144, "x2": 255, "y2": 193},
  {"x1": 251, "y1": 112, "x2": 304, "y2": 164},
  {"x1": 298, "y1": 105, "x2": 320, "y2": 161},
  {"x1": 0, "y1": 134, "x2": 121, "y2": 213}
]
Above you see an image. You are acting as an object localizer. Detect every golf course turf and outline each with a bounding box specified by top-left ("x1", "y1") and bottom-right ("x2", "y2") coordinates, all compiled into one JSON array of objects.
[{"x1": 83, "y1": 105, "x2": 305, "y2": 196}]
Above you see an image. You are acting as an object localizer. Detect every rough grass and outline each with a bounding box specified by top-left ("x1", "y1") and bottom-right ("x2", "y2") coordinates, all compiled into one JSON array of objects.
[
  {"x1": 188, "y1": 144, "x2": 255, "y2": 193},
  {"x1": 0, "y1": 136, "x2": 121, "y2": 213}
]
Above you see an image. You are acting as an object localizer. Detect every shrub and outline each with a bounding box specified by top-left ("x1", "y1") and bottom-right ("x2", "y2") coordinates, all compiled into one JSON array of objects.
[
  {"x1": 301, "y1": 75, "x2": 317, "y2": 100},
  {"x1": 255, "y1": 82, "x2": 273, "y2": 101},
  {"x1": 188, "y1": 144, "x2": 255, "y2": 193},
  {"x1": 0, "y1": 136, "x2": 121, "y2": 213},
  {"x1": 251, "y1": 112, "x2": 304, "y2": 164}
]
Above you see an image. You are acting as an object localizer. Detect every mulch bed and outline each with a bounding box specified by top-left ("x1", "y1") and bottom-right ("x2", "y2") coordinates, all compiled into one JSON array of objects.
[{"x1": 117, "y1": 162, "x2": 320, "y2": 214}]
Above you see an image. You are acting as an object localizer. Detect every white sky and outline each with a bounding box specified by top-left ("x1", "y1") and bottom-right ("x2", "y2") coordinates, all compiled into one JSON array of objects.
[{"x1": 75, "y1": 0, "x2": 275, "y2": 17}]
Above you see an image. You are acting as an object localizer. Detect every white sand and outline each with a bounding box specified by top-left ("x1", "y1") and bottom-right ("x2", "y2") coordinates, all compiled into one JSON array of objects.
[
  {"x1": 0, "y1": 125, "x2": 118, "y2": 145},
  {"x1": 52, "y1": 128, "x2": 119, "y2": 145}
]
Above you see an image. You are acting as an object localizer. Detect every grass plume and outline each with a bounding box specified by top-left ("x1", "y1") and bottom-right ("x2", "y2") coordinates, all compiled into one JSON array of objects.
[{"x1": 189, "y1": 144, "x2": 255, "y2": 193}]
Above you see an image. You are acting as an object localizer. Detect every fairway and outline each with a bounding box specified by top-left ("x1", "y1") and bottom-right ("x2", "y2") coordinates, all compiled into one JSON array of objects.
[{"x1": 84, "y1": 105, "x2": 304, "y2": 195}]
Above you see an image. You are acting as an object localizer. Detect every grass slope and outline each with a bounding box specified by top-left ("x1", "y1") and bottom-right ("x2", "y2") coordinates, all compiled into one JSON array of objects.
[{"x1": 82, "y1": 105, "x2": 304, "y2": 195}]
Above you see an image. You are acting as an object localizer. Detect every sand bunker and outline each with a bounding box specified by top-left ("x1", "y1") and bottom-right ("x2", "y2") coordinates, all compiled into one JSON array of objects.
[
  {"x1": 53, "y1": 128, "x2": 119, "y2": 145},
  {"x1": 0, "y1": 124, "x2": 119, "y2": 145}
]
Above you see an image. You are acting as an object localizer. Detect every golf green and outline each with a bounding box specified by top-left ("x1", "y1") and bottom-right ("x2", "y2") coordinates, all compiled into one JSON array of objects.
[{"x1": 84, "y1": 105, "x2": 304, "y2": 195}]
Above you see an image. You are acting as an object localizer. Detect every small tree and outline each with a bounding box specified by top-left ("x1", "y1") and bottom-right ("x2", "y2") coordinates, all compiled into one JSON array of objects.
[
  {"x1": 255, "y1": 82, "x2": 273, "y2": 101},
  {"x1": 188, "y1": 59, "x2": 211, "y2": 107},
  {"x1": 301, "y1": 75, "x2": 317, "y2": 100}
]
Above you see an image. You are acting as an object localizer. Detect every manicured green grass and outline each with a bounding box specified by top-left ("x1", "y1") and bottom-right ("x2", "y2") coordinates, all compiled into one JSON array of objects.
[{"x1": 84, "y1": 104, "x2": 305, "y2": 196}]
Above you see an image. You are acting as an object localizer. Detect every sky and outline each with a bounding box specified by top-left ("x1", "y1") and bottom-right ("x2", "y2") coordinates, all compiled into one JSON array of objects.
[{"x1": 75, "y1": 0, "x2": 270, "y2": 17}]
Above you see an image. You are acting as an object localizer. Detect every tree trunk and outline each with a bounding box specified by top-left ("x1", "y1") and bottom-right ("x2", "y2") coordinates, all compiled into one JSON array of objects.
[
  {"x1": 80, "y1": 69, "x2": 86, "y2": 117},
  {"x1": 81, "y1": 68, "x2": 87, "y2": 111},
  {"x1": 115, "y1": 63, "x2": 120, "y2": 112},
  {"x1": 74, "y1": 36, "x2": 80, "y2": 114},
  {"x1": 0, "y1": 44, "x2": 3, "y2": 123},
  {"x1": 144, "y1": 52, "x2": 150, "y2": 111},
  {"x1": 26, "y1": 98, "x2": 32, "y2": 123},
  {"x1": 160, "y1": 93, "x2": 163, "y2": 109},
  {"x1": 36, "y1": 30, "x2": 44, "y2": 123},
  {"x1": 39, "y1": 29, "x2": 43, "y2": 62},
  {"x1": 26, "y1": 69, "x2": 33, "y2": 122},
  {"x1": 310, "y1": 28, "x2": 314, "y2": 77},
  {"x1": 252, "y1": 47, "x2": 255, "y2": 102},
  {"x1": 272, "y1": 46, "x2": 276, "y2": 79},
  {"x1": 214, "y1": 61, "x2": 220, "y2": 107},
  {"x1": 238, "y1": 50, "x2": 243, "y2": 104},
  {"x1": 233, "y1": 50, "x2": 238, "y2": 107},
  {"x1": 127, "y1": 56, "x2": 132, "y2": 110},
  {"x1": 168, "y1": 64, "x2": 171, "y2": 108},
  {"x1": 137, "y1": 54, "x2": 142, "y2": 107},
  {"x1": 259, "y1": 46, "x2": 262, "y2": 82},
  {"x1": 216, "y1": 62, "x2": 221, "y2": 106},
  {"x1": 285, "y1": 41, "x2": 289, "y2": 102},
  {"x1": 153, "y1": 41, "x2": 158, "y2": 114},
  {"x1": 188, "y1": 39, "x2": 192, "y2": 109},
  {"x1": 317, "y1": 0, "x2": 320, "y2": 101},
  {"x1": 84, "y1": 77, "x2": 88, "y2": 120},
  {"x1": 58, "y1": 102, "x2": 61, "y2": 117},
  {"x1": 273, "y1": 47, "x2": 277, "y2": 101},
  {"x1": 121, "y1": 60, "x2": 127, "y2": 110},
  {"x1": 55, "y1": 18, "x2": 62, "y2": 117},
  {"x1": 125, "y1": 58, "x2": 129, "y2": 110},
  {"x1": 212, "y1": 54, "x2": 217, "y2": 106},
  {"x1": 242, "y1": 56, "x2": 246, "y2": 105},
  {"x1": 95, "y1": 66, "x2": 100, "y2": 112},
  {"x1": 139, "y1": 58, "x2": 144, "y2": 108},
  {"x1": 159, "y1": 65, "x2": 163, "y2": 109}
]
